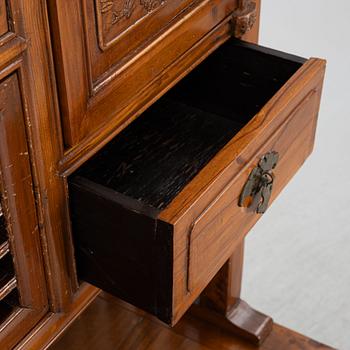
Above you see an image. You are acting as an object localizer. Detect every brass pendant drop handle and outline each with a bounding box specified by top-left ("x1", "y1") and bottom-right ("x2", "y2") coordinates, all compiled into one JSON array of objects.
[{"x1": 239, "y1": 151, "x2": 279, "y2": 214}]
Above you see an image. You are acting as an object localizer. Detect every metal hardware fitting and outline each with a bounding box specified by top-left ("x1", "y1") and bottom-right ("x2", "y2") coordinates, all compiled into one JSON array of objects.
[
  {"x1": 239, "y1": 151, "x2": 279, "y2": 214},
  {"x1": 231, "y1": 0, "x2": 257, "y2": 38}
]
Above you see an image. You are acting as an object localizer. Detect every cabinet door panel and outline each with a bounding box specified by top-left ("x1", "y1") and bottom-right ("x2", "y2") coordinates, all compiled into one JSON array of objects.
[
  {"x1": 0, "y1": 72, "x2": 48, "y2": 350},
  {"x1": 49, "y1": 0, "x2": 239, "y2": 147}
]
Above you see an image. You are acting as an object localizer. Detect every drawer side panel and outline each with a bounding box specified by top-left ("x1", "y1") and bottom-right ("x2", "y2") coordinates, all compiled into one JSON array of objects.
[{"x1": 69, "y1": 178, "x2": 173, "y2": 322}]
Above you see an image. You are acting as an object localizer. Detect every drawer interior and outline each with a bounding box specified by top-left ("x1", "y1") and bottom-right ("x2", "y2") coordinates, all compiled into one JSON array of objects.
[{"x1": 73, "y1": 40, "x2": 306, "y2": 211}]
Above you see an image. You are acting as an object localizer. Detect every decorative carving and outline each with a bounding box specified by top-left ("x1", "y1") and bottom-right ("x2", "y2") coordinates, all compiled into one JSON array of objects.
[
  {"x1": 232, "y1": 0, "x2": 257, "y2": 38},
  {"x1": 99, "y1": 0, "x2": 164, "y2": 25},
  {"x1": 140, "y1": 0, "x2": 163, "y2": 13}
]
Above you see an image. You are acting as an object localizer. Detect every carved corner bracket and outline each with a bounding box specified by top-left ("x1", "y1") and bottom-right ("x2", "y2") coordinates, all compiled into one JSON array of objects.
[{"x1": 231, "y1": 0, "x2": 257, "y2": 38}]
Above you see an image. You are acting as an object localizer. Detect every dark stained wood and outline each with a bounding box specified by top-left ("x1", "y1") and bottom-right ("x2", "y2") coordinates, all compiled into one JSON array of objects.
[
  {"x1": 69, "y1": 176, "x2": 171, "y2": 322},
  {"x1": 69, "y1": 39, "x2": 326, "y2": 326},
  {"x1": 48, "y1": 293, "x2": 335, "y2": 350},
  {"x1": 74, "y1": 99, "x2": 243, "y2": 210}
]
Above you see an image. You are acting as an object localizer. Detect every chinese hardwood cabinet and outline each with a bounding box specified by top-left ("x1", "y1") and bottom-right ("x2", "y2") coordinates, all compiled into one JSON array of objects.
[{"x1": 0, "y1": 0, "x2": 331, "y2": 349}]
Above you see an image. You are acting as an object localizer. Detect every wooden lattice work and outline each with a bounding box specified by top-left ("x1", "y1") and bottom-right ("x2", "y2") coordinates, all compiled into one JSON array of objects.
[{"x1": 0, "y1": 201, "x2": 19, "y2": 324}]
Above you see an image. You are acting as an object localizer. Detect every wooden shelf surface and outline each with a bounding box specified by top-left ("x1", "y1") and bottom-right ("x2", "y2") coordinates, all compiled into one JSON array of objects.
[{"x1": 49, "y1": 292, "x2": 334, "y2": 350}]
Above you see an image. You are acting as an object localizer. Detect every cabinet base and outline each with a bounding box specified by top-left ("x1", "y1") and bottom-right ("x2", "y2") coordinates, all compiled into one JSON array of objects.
[
  {"x1": 47, "y1": 292, "x2": 334, "y2": 350},
  {"x1": 190, "y1": 298, "x2": 273, "y2": 345}
]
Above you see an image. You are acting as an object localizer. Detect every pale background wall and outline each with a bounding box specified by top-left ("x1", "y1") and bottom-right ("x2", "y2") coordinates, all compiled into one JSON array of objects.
[{"x1": 243, "y1": 1, "x2": 350, "y2": 349}]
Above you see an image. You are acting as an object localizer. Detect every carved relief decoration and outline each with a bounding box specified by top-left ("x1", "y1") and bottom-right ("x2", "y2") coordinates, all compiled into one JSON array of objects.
[
  {"x1": 99, "y1": 0, "x2": 164, "y2": 26},
  {"x1": 96, "y1": 0, "x2": 167, "y2": 50},
  {"x1": 232, "y1": 0, "x2": 257, "y2": 38}
]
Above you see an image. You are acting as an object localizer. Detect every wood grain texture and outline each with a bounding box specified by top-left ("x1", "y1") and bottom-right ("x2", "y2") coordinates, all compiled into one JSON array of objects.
[
  {"x1": 190, "y1": 301, "x2": 273, "y2": 345},
  {"x1": 162, "y1": 44, "x2": 326, "y2": 324},
  {"x1": 16, "y1": 0, "x2": 79, "y2": 311},
  {"x1": 200, "y1": 242, "x2": 245, "y2": 314},
  {"x1": 15, "y1": 284, "x2": 99, "y2": 350},
  {"x1": 48, "y1": 0, "x2": 240, "y2": 146},
  {"x1": 0, "y1": 0, "x2": 330, "y2": 348},
  {"x1": 0, "y1": 72, "x2": 48, "y2": 350},
  {"x1": 198, "y1": 6, "x2": 272, "y2": 343},
  {"x1": 198, "y1": 244, "x2": 273, "y2": 344},
  {"x1": 74, "y1": 99, "x2": 242, "y2": 210},
  {"x1": 48, "y1": 293, "x2": 335, "y2": 350},
  {"x1": 59, "y1": 15, "x2": 233, "y2": 175},
  {"x1": 94, "y1": 0, "x2": 194, "y2": 51}
]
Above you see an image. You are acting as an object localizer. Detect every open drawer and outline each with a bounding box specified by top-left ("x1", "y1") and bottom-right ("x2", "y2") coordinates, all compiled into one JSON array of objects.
[{"x1": 69, "y1": 39, "x2": 326, "y2": 325}]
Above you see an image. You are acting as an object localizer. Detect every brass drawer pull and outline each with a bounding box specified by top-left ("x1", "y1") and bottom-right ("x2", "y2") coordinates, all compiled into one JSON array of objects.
[{"x1": 239, "y1": 151, "x2": 279, "y2": 214}]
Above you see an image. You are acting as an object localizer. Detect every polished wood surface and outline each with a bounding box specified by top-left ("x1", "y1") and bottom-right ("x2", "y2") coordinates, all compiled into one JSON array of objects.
[
  {"x1": 15, "y1": 284, "x2": 99, "y2": 350},
  {"x1": 200, "y1": 242, "x2": 272, "y2": 345},
  {"x1": 0, "y1": 57, "x2": 48, "y2": 350},
  {"x1": 0, "y1": 0, "x2": 331, "y2": 348},
  {"x1": 201, "y1": 241, "x2": 245, "y2": 314},
  {"x1": 48, "y1": 0, "x2": 241, "y2": 146},
  {"x1": 10, "y1": 0, "x2": 78, "y2": 312},
  {"x1": 49, "y1": 293, "x2": 334, "y2": 350},
  {"x1": 162, "y1": 45, "x2": 325, "y2": 324},
  {"x1": 59, "y1": 15, "x2": 234, "y2": 175}
]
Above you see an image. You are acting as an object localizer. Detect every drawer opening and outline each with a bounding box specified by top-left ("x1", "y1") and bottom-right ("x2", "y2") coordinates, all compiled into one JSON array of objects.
[
  {"x1": 68, "y1": 39, "x2": 311, "y2": 324},
  {"x1": 72, "y1": 40, "x2": 306, "y2": 212}
]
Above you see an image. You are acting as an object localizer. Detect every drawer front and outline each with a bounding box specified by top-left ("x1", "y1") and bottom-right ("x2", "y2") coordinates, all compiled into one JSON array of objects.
[
  {"x1": 188, "y1": 89, "x2": 320, "y2": 291},
  {"x1": 49, "y1": 0, "x2": 238, "y2": 147},
  {"x1": 159, "y1": 57, "x2": 326, "y2": 323}
]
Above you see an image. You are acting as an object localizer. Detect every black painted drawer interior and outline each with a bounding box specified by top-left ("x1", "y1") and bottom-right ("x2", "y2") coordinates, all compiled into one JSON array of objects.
[
  {"x1": 73, "y1": 40, "x2": 305, "y2": 211},
  {"x1": 69, "y1": 39, "x2": 306, "y2": 323}
]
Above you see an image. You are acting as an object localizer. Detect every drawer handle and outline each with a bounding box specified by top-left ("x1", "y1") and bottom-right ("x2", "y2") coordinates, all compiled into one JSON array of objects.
[{"x1": 239, "y1": 151, "x2": 279, "y2": 214}]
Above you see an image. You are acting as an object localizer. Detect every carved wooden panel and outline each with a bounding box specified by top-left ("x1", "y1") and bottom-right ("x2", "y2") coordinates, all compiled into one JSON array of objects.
[
  {"x1": 49, "y1": 0, "x2": 239, "y2": 147},
  {"x1": 96, "y1": 0, "x2": 167, "y2": 49},
  {"x1": 0, "y1": 71, "x2": 48, "y2": 349},
  {"x1": 88, "y1": 0, "x2": 195, "y2": 83},
  {"x1": 0, "y1": 0, "x2": 9, "y2": 37}
]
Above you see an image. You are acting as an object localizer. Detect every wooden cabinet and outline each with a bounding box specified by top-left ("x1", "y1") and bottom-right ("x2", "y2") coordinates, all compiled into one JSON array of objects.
[{"x1": 0, "y1": 0, "x2": 332, "y2": 349}]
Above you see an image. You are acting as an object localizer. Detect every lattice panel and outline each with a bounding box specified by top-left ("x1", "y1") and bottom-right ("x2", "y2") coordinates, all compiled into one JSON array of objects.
[{"x1": 0, "y1": 201, "x2": 19, "y2": 324}]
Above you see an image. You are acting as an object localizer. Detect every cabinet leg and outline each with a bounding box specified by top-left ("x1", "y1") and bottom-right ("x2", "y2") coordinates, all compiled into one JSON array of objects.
[{"x1": 192, "y1": 240, "x2": 273, "y2": 346}]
